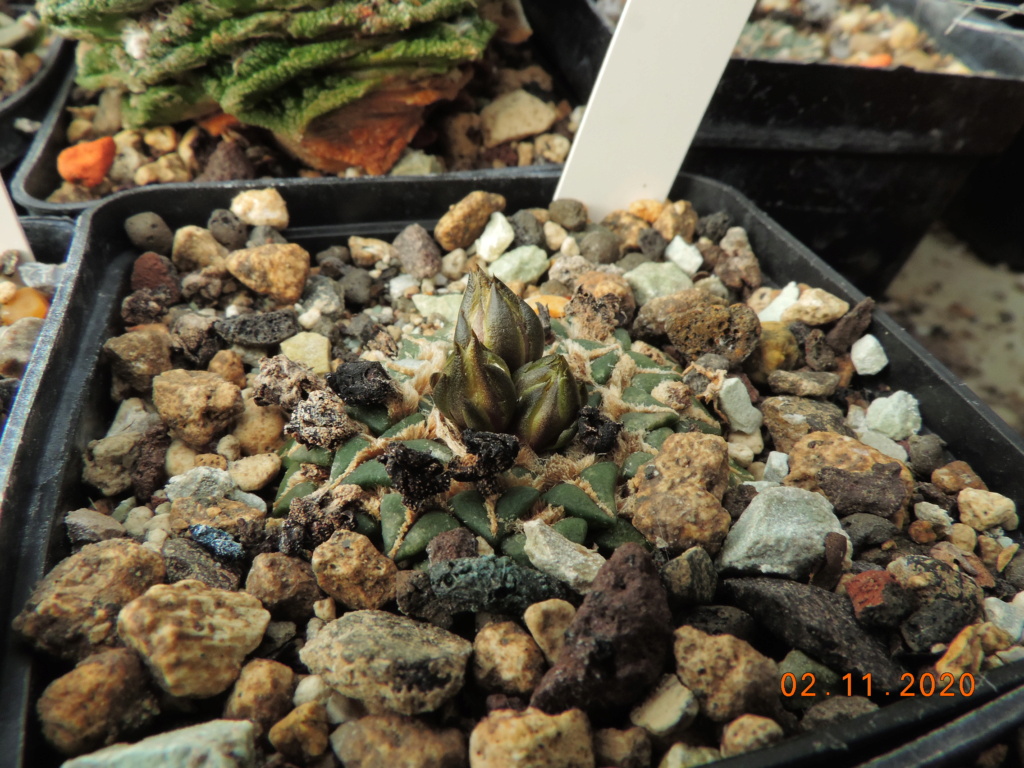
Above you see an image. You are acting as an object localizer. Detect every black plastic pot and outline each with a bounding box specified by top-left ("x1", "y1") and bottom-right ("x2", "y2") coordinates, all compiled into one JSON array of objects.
[
  {"x1": 0, "y1": 9, "x2": 74, "y2": 176},
  {"x1": 2, "y1": 174, "x2": 1024, "y2": 768},
  {"x1": 523, "y1": 0, "x2": 1024, "y2": 294}
]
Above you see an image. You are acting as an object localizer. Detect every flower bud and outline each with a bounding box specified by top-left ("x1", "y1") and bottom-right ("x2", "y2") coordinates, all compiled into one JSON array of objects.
[
  {"x1": 454, "y1": 270, "x2": 545, "y2": 372},
  {"x1": 513, "y1": 354, "x2": 584, "y2": 452},
  {"x1": 432, "y1": 330, "x2": 517, "y2": 432}
]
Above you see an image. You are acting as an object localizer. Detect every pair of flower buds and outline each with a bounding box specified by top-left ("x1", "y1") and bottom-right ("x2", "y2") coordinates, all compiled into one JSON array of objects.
[{"x1": 431, "y1": 271, "x2": 584, "y2": 452}]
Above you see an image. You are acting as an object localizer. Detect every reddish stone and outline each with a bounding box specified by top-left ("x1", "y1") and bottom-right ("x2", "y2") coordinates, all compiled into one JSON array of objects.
[
  {"x1": 131, "y1": 252, "x2": 182, "y2": 304},
  {"x1": 846, "y1": 570, "x2": 914, "y2": 629}
]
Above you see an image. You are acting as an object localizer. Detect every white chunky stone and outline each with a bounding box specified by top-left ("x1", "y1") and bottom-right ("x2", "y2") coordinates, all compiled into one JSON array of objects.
[
  {"x1": 231, "y1": 188, "x2": 288, "y2": 229},
  {"x1": 914, "y1": 502, "x2": 954, "y2": 536},
  {"x1": 851, "y1": 334, "x2": 888, "y2": 376},
  {"x1": 630, "y1": 673, "x2": 698, "y2": 737},
  {"x1": 866, "y1": 391, "x2": 922, "y2": 440},
  {"x1": 388, "y1": 273, "x2": 419, "y2": 301},
  {"x1": 488, "y1": 245, "x2": 550, "y2": 285},
  {"x1": 523, "y1": 520, "x2": 605, "y2": 593},
  {"x1": 856, "y1": 429, "x2": 909, "y2": 463},
  {"x1": 412, "y1": 293, "x2": 464, "y2": 325},
  {"x1": 64, "y1": 720, "x2": 256, "y2": 768},
  {"x1": 762, "y1": 451, "x2": 789, "y2": 483},
  {"x1": 664, "y1": 236, "x2": 704, "y2": 276},
  {"x1": 475, "y1": 213, "x2": 516, "y2": 262},
  {"x1": 757, "y1": 281, "x2": 800, "y2": 322},
  {"x1": 984, "y1": 597, "x2": 1024, "y2": 643},
  {"x1": 718, "y1": 378, "x2": 763, "y2": 434}
]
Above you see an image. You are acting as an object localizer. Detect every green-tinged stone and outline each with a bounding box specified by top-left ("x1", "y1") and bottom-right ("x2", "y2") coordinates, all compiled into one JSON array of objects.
[
  {"x1": 284, "y1": 442, "x2": 334, "y2": 467},
  {"x1": 552, "y1": 517, "x2": 588, "y2": 544},
  {"x1": 450, "y1": 490, "x2": 499, "y2": 545},
  {"x1": 626, "y1": 350, "x2": 676, "y2": 371},
  {"x1": 380, "y1": 412, "x2": 426, "y2": 439},
  {"x1": 590, "y1": 352, "x2": 619, "y2": 385},
  {"x1": 613, "y1": 328, "x2": 632, "y2": 351},
  {"x1": 621, "y1": 451, "x2": 656, "y2": 480},
  {"x1": 645, "y1": 427, "x2": 675, "y2": 451},
  {"x1": 623, "y1": 386, "x2": 663, "y2": 409},
  {"x1": 380, "y1": 493, "x2": 409, "y2": 555},
  {"x1": 676, "y1": 418, "x2": 723, "y2": 436},
  {"x1": 354, "y1": 512, "x2": 382, "y2": 547},
  {"x1": 728, "y1": 459, "x2": 755, "y2": 490},
  {"x1": 500, "y1": 534, "x2": 530, "y2": 568},
  {"x1": 632, "y1": 372, "x2": 680, "y2": 393},
  {"x1": 273, "y1": 481, "x2": 316, "y2": 517},
  {"x1": 580, "y1": 462, "x2": 618, "y2": 513},
  {"x1": 429, "y1": 555, "x2": 573, "y2": 614},
  {"x1": 550, "y1": 319, "x2": 569, "y2": 339},
  {"x1": 544, "y1": 483, "x2": 614, "y2": 530},
  {"x1": 342, "y1": 459, "x2": 392, "y2": 488},
  {"x1": 346, "y1": 404, "x2": 391, "y2": 435},
  {"x1": 394, "y1": 511, "x2": 461, "y2": 561},
  {"x1": 331, "y1": 436, "x2": 373, "y2": 480},
  {"x1": 622, "y1": 410, "x2": 679, "y2": 433},
  {"x1": 592, "y1": 517, "x2": 651, "y2": 551},
  {"x1": 488, "y1": 245, "x2": 550, "y2": 285},
  {"x1": 398, "y1": 439, "x2": 452, "y2": 464},
  {"x1": 112, "y1": 496, "x2": 137, "y2": 523}
]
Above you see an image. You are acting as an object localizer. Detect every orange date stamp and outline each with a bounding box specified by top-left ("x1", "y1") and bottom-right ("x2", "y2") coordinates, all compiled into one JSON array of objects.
[{"x1": 780, "y1": 672, "x2": 976, "y2": 698}]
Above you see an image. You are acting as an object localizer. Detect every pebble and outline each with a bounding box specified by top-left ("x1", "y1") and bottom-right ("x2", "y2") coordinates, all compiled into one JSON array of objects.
[
  {"x1": 299, "y1": 610, "x2": 472, "y2": 714},
  {"x1": 37, "y1": 649, "x2": 159, "y2": 756},
  {"x1": 673, "y1": 625, "x2": 779, "y2": 722},
  {"x1": 914, "y1": 501, "x2": 954, "y2": 536},
  {"x1": 855, "y1": 429, "x2": 908, "y2": 463},
  {"x1": 631, "y1": 483, "x2": 731, "y2": 555},
  {"x1": 223, "y1": 659, "x2": 295, "y2": 737},
  {"x1": 279, "y1": 331, "x2": 331, "y2": 375},
  {"x1": 799, "y1": 697, "x2": 878, "y2": 733},
  {"x1": 393, "y1": 223, "x2": 442, "y2": 278},
  {"x1": 594, "y1": 728, "x2": 651, "y2": 768},
  {"x1": 230, "y1": 188, "x2": 289, "y2": 229},
  {"x1": 932, "y1": 460, "x2": 987, "y2": 493},
  {"x1": 767, "y1": 369, "x2": 840, "y2": 398},
  {"x1": 523, "y1": 519, "x2": 605, "y2": 593},
  {"x1": 658, "y1": 743, "x2": 721, "y2": 768},
  {"x1": 763, "y1": 451, "x2": 789, "y2": 483},
  {"x1": 411, "y1": 292, "x2": 464, "y2": 325},
  {"x1": 624, "y1": 262, "x2": 693, "y2": 306},
  {"x1": 489, "y1": 245, "x2": 550, "y2": 285},
  {"x1": 983, "y1": 597, "x2": 1024, "y2": 643},
  {"x1": 756, "y1": 281, "x2": 800, "y2": 322},
  {"x1": 332, "y1": 714, "x2": 465, "y2": 768},
  {"x1": 508, "y1": 210, "x2": 545, "y2": 249},
  {"x1": 171, "y1": 225, "x2": 228, "y2": 273},
  {"x1": 865, "y1": 390, "x2": 922, "y2": 440},
  {"x1": 816, "y1": 460, "x2": 909, "y2": 518},
  {"x1": 125, "y1": 212, "x2": 173, "y2": 255},
  {"x1": 118, "y1": 579, "x2": 270, "y2": 697},
  {"x1": 14, "y1": 539, "x2": 165, "y2": 661},
  {"x1": 65, "y1": 508, "x2": 127, "y2": 545},
  {"x1": 718, "y1": 486, "x2": 848, "y2": 580},
  {"x1": 245, "y1": 553, "x2": 322, "y2": 622},
  {"x1": 153, "y1": 369, "x2": 242, "y2": 449},
  {"x1": 780, "y1": 287, "x2": 849, "y2": 326},
  {"x1": 665, "y1": 301, "x2": 760, "y2": 366},
  {"x1": 958, "y1": 488, "x2": 1019, "y2": 531},
  {"x1": 469, "y1": 708, "x2": 594, "y2": 768},
  {"x1": 720, "y1": 714, "x2": 784, "y2": 758},
  {"x1": 429, "y1": 555, "x2": 573, "y2": 616},
  {"x1": 523, "y1": 599, "x2": 575, "y2": 664},
  {"x1": 851, "y1": 334, "x2": 888, "y2": 375},
  {"x1": 214, "y1": 309, "x2": 300, "y2": 346},
  {"x1": 63, "y1": 720, "x2": 256, "y2": 768},
  {"x1": 549, "y1": 199, "x2": 588, "y2": 232},
  {"x1": 760, "y1": 397, "x2": 853, "y2": 454},
  {"x1": 664, "y1": 236, "x2": 704, "y2": 276},
  {"x1": 475, "y1": 212, "x2": 516, "y2": 262},
  {"x1": 228, "y1": 452, "x2": 280, "y2": 491},
  {"x1": 311, "y1": 531, "x2": 397, "y2": 611},
  {"x1": 435, "y1": 191, "x2": 506, "y2": 251},
  {"x1": 226, "y1": 243, "x2": 310, "y2": 304},
  {"x1": 481, "y1": 89, "x2": 558, "y2": 148},
  {"x1": 844, "y1": 570, "x2": 914, "y2": 628},
  {"x1": 718, "y1": 378, "x2": 763, "y2": 434},
  {"x1": 208, "y1": 209, "x2": 248, "y2": 250},
  {"x1": 579, "y1": 227, "x2": 621, "y2": 265},
  {"x1": 629, "y1": 673, "x2": 698, "y2": 739},
  {"x1": 473, "y1": 620, "x2": 546, "y2": 696},
  {"x1": 662, "y1": 546, "x2": 718, "y2": 606},
  {"x1": 0, "y1": 316, "x2": 43, "y2": 377},
  {"x1": 268, "y1": 701, "x2": 329, "y2": 763},
  {"x1": 294, "y1": 675, "x2": 362, "y2": 725}
]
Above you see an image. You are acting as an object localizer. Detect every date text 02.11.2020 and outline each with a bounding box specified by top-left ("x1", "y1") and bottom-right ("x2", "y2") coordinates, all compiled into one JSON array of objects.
[{"x1": 781, "y1": 672, "x2": 977, "y2": 698}]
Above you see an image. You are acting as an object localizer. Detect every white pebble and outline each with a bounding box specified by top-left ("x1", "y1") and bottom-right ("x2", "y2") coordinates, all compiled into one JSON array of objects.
[
  {"x1": 559, "y1": 236, "x2": 581, "y2": 257},
  {"x1": 664, "y1": 236, "x2": 704, "y2": 276},
  {"x1": 856, "y1": 429, "x2": 909, "y2": 462},
  {"x1": 851, "y1": 334, "x2": 888, "y2": 375},
  {"x1": 727, "y1": 442, "x2": 754, "y2": 467},
  {"x1": 914, "y1": 502, "x2": 954, "y2": 536},
  {"x1": 388, "y1": 273, "x2": 419, "y2": 301},
  {"x1": 866, "y1": 390, "x2": 922, "y2": 440},
  {"x1": 718, "y1": 378, "x2": 763, "y2": 434},
  {"x1": 763, "y1": 451, "x2": 790, "y2": 483},
  {"x1": 757, "y1": 281, "x2": 800, "y2": 322},
  {"x1": 544, "y1": 220, "x2": 568, "y2": 251},
  {"x1": 230, "y1": 188, "x2": 289, "y2": 229},
  {"x1": 475, "y1": 212, "x2": 516, "y2": 262},
  {"x1": 297, "y1": 307, "x2": 321, "y2": 329}
]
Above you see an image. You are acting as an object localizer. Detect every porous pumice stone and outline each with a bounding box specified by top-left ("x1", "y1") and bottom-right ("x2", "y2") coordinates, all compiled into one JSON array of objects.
[{"x1": 17, "y1": 187, "x2": 1020, "y2": 767}]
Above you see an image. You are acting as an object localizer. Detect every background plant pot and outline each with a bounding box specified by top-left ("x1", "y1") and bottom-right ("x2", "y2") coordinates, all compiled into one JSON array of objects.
[
  {"x1": 522, "y1": 0, "x2": 1024, "y2": 295},
  {"x1": 1, "y1": 173, "x2": 1023, "y2": 767}
]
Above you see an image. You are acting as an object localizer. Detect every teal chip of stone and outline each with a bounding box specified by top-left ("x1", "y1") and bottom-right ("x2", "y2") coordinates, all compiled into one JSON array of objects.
[
  {"x1": 380, "y1": 493, "x2": 409, "y2": 555},
  {"x1": 331, "y1": 435, "x2": 373, "y2": 480},
  {"x1": 543, "y1": 483, "x2": 614, "y2": 529},
  {"x1": 394, "y1": 511, "x2": 461, "y2": 561},
  {"x1": 621, "y1": 410, "x2": 679, "y2": 433},
  {"x1": 380, "y1": 412, "x2": 426, "y2": 438},
  {"x1": 580, "y1": 461, "x2": 618, "y2": 513},
  {"x1": 621, "y1": 451, "x2": 656, "y2": 480},
  {"x1": 591, "y1": 517, "x2": 650, "y2": 551},
  {"x1": 342, "y1": 459, "x2": 392, "y2": 488},
  {"x1": 624, "y1": 261, "x2": 693, "y2": 305},
  {"x1": 552, "y1": 516, "x2": 588, "y2": 544},
  {"x1": 590, "y1": 351, "x2": 619, "y2": 385}
]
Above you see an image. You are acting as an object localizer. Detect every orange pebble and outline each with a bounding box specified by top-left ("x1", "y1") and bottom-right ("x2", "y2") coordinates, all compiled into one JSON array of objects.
[
  {"x1": 526, "y1": 294, "x2": 570, "y2": 319},
  {"x1": 1, "y1": 287, "x2": 49, "y2": 325},
  {"x1": 200, "y1": 113, "x2": 240, "y2": 137},
  {"x1": 857, "y1": 53, "x2": 894, "y2": 68},
  {"x1": 56, "y1": 136, "x2": 116, "y2": 188}
]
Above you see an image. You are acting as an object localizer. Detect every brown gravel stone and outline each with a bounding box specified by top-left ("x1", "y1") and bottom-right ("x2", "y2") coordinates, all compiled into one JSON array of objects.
[
  {"x1": 103, "y1": 329, "x2": 173, "y2": 395},
  {"x1": 531, "y1": 544, "x2": 671, "y2": 719},
  {"x1": 37, "y1": 649, "x2": 159, "y2": 756},
  {"x1": 118, "y1": 579, "x2": 270, "y2": 697},
  {"x1": 632, "y1": 289, "x2": 726, "y2": 342},
  {"x1": 226, "y1": 243, "x2": 310, "y2": 304},
  {"x1": 631, "y1": 486, "x2": 731, "y2": 555},
  {"x1": 636, "y1": 432, "x2": 730, "y2": 500},
  {"x1": 760, "y1": 397, "x2": 853, "y2": 454},
  {"x1": 14, "y1": 539, "x2": 166, "y2": 661},
  {"x1": 766, "y1": 370, "x2": 840, "y2": 398},
  {"x1": 233, "y1": 394, "x2": 287, "y2": 455},
  {"x1": 716, "y1": 228, "x2": 763, "y2": 293},
  {"x1": 434, "y1": 191, "x2": 506, "y2": 251},
  {"x1": 208, "y1": 349, "x2": 247, "y2": 388},
  {"x1": 332, "y1": 714, "x2": 467, "y2": 768},
  {"x1": 816, "y1": 461, "x2": 911, "y2": 518},
  {"x1": 523, "y1": 599, "x2": 576, "y2": 665},
  {"x1": 224, "y1": 659, "x2": 296, "y2": 737},
  {"x1": 826, "y1": 298, "x2": 876, "y2": 353},
  {"x1": 393, "y1": 223, "x2": 442, "y2": 279},
  {"x1": 171, "y1": 225, "x2": 229, "y2": 273},
  {"x1": 246, "y1": 553, "x2": 323, "y2": 622},
  {"x1": 163, "y1": 537, "x2": 241, "y2": 590},
  {"x1": 311, "y1": 531, "x2": 397, "y2": 610},
  {"x1": 957, "y1": 488, "x2": 1019, "y2": 531},
  {"x1": 601, "y1": 210, "x2": 648, "y2": 252},
  {"x1": 666, "y1": 301, "x2": 761, "y2": 366},
  {"x1": 593, "y1": 727, "x2": 651, "y2": 768},
  {"x1": 131, "y1": 252, "x2": 181, "y2": 302},
  {"x1": 575, "y1": 271, "x2": 636, "y2": 322},
  {"x1": 169, "y1": 496, "x2": 266, "y2": 536},
  {"x1": 744, "y1": 322, "x2": 800, "y2": 385},
  {"x1": 426, "y1": 527, "x2": 479, "y2": 564},
  {"x1": 932, "y1": 461, "x2": 988, "y2": 494},
  {"x1": 469, "y1": 707, "x2": 594, "y2": 768},
  {"x1": 798, "y1": 696, "x2": 878, "y2": 733},
  {"x1": 268, "y1": 702, "x2": 329, "y2": 763},
  {"x1": 720, "y1": 714, "x2": 784, "y2": 758},
  {"x1": 152, "y1": 369, "x2": 243, "y2": 449},
  {"x1": 474, "y1": 621, "x2": 547, "y2": 696},
  {"x1": 673, "y1": 625, "x2": 779, "y2": 722}
]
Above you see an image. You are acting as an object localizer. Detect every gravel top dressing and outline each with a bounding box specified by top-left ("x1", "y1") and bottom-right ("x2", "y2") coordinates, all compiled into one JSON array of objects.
[{"x1": 10, "y1": 186, "x2": 1024, "y2": 768}]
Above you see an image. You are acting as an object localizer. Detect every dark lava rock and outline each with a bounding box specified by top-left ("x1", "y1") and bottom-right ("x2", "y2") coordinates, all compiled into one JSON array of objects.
[
  {"x1": 124, "y1": 213, "x2": 173, "y2": 255},
  {"x1": 804, "y1": 329, "x2": 837, "y2": 372},
  {"x1": 509, "y1": 210, "x2": 545, "y2": 249},
  {"x1": 722, "y1": 577, "x2": 906, "y2": 692},
  {"x1": 339, "y1": 269, "x2": 374, "y2": 308},
  {"x1": 549, "y1": 199, "x2": 588, "y2": 232},
  {"x1": 122, "y1": 288, "x2": 173, "y2": 326},
  {"x1": 163, "y1": 537, "x2": 240, "y2": 590},
  {"x1": 696, "y1": 211, "x2": 731, "y2": 244},
  {"x1": 393, "y1": 223, "x2": 442, "y2": 279},
  {"x1": 207, "y1": 208, "x2": 248, "y2": 251},
  {"x1": 396, "y1": 570, "x2": 454, "y2": 629},
  {"x1": 579, "y1": 227, "x2": 620, "y2": 265},
  {"x1": 722, "y1": 484, "x2": 758, "y2": 520},
  {"x1": 131, "y1": 252, "x2": 181, "y2": 301},
  {"x1": 817, "y1": 462, "x2": 909, "y2": 518},
  {"x1": 842, "y1": 513, "x2": 901, "y2": 553},
  {"x1": 426, "y1": 527, "x2": 478, "y2": 564},
  {"x1": 254, "y1": 354, "x2": 324, "y2": 411},
  {"x1": 383, "y1": 442, "x2": 450, "y2": 510},
  {"x1": 130, "y1": 423, "x2": 169, "y2": 503},
  {"x1": 575, "y1": 406, "x2": 621, "y2": 454},
  {"x1": 530, "y1": 544, "x2": 671, "y2": 720},
  {"x1": 826, "y1": 298, "x2": 875, "y2": 353},
  {"x1": 196, "y1": 140, "x2": 255, "y2": 182},
  {"x1": 683, "y1": 605, "x2": 756, "y2": 642},
  {"x1": 247, "y1": 225, "x2": 287, "y2": 248},
  {"x1": 326, "y1": 361, "x2": 397, "y2": 406},
  {"x1": 907, "y1": 435, "x2": 948, "y2": 480},
  {"x1": 429, "y1": 556, "x2": 573, "y2": 617},
  {"x1": 901, "y1": 597, "x2": 978, "y2": 653},
  {"x1": 188, "y1": 524, "x2": 245, "y2": 562},
  {"x1": 844, "y1": 570, "x2": 915, "y2": 629},
  {"x1": 214, "y1": 309, "x2": 300, "y2": 346},
  {"x1": 638, "y1": 229, "x2": 667, "y2": 260},
  {"x1": 447, "y1": 430, "x2": 520, "y2": 482}
]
